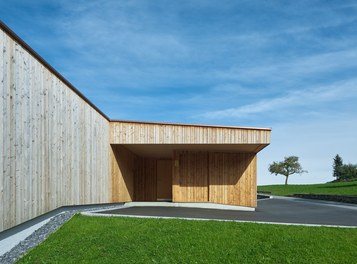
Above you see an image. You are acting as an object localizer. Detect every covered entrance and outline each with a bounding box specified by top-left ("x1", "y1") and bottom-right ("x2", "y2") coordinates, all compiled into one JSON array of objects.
[
  {"x1": 109, "y1": 121, "x2": 270, "y2": 208},
  {"x1": 111, "y1": 144, "x2": 260, "y2": 207}
]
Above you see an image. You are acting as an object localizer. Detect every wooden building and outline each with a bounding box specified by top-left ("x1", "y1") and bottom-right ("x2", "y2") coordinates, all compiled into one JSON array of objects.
[
  {"x1": 0, "y1": 21, "x2": 271, "y2": 232},
  {"x1": 110, "y1": 121, "x2": 270, "y2": 207}
]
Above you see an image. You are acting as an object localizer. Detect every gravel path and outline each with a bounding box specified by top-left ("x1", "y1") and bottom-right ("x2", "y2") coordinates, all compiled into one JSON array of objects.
[{"x1": 0, "y1": 205, "x2": 123, "y2": 264}]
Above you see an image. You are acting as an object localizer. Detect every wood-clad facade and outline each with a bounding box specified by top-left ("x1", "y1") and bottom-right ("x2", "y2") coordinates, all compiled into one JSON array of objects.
[
  {"x1": 0, "y1": 21, "x2": 271, "y2": 232},
  {"x1": 208, "y1": 153, "x2": 257, "y2": 207},
  {"x1": 110, "y1": 121, "x2": 269, "y2": 207},
  {"x1": 110, "y1": 121, "x2": 270, "y2": 145},
  {"x1": 0, "y1": 23, "x2": 111, "y2": 232}
]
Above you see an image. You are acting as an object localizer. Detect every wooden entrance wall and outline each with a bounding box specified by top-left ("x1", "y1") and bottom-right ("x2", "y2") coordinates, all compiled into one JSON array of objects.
[
  {"x1": 111, "y1": 145, "x2": 135, "y2": 202},
  {"x1": 111, "y1": 148, "x2": 257, "y2": 206},
  {"x1": 172, "y1": 151, "x2": 209, "y2": 202},
  {"x1": 209, "y1": 152, "x2": 256, "y2": 207},
  {"x1": 173, "y1": 151, "x2": 257, "y2": 207}
]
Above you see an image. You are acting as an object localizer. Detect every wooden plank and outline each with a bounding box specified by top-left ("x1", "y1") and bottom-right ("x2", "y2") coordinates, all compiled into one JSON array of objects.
[
  {"x1": 0, "y1": 30, "x2": 5, "y2": 231},
  {"x1": 30, "y1": 54, "x2": 38, "y2": 217},
  {"x1": 3, "y1": 32, "x2": 15, "y2": 229},
  {"x1": 10, "y1": 39, "x2": 18, "y2": 226},
  {"x1": 22, "y1": 46, "x2": 31, "y2": 223},
  {"x1": 72, "y1": 91, "x2": 80, "y2": 205},
  {"x1": 14, "y1": 41, "x2": 23, "y2": 224}
]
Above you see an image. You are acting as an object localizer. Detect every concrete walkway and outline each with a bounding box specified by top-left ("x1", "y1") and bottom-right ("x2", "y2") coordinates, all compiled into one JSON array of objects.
[
  {"x1": 0, "y1": 217, "x2": 53, "y2": 256},
  {"x1": 93, "y1": 196, "x2": 357, "y2": 227},
  {"x1": 118, "y1": 201, "x2": 255, "y2": 211}
]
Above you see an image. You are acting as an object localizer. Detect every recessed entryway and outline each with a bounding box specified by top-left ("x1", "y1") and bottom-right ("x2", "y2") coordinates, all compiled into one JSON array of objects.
[{"x1": 156, "y1": 160, "x2": 172, "y2": 201}]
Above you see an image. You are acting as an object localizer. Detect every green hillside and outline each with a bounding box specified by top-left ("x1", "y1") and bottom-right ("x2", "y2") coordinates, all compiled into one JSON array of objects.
[{"x1": 258, "y1": 181, "x2": 357, "y2": 196}]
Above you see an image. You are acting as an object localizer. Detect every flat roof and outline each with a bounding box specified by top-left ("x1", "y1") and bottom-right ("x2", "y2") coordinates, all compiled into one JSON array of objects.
[{"x1": 111, "y1": 119, "x2": 271, "y2": 131}]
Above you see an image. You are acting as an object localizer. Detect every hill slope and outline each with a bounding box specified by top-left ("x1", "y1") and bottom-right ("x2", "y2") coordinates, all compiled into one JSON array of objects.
[{"x1": 258, "y1": 181, "x2": 357, "y2": 196}]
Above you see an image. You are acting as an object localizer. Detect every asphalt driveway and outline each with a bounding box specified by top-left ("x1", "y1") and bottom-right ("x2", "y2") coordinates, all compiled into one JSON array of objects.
[{"x1": 97, "y1": 196, "x2": 357, "y2": 227}]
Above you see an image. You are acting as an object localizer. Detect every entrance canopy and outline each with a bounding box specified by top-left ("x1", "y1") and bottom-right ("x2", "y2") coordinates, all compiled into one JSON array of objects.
[
  {"x1": 110, "y1": 120, "x2": 271, "y2": 207},
  {"x1": 110, "y1": 120, "x2": 271, "y2": 153}
]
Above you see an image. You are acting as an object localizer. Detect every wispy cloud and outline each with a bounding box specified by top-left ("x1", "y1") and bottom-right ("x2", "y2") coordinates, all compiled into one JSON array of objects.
[
  {"x1": 2, "y1": 0, "x2": 357, "y2": 184},
  {"x1": 213, "y1": 48, "x2": 357, "y2": 85},
  {"x1": 200, "y1": 79, "x2": 357, "y2": 120}
]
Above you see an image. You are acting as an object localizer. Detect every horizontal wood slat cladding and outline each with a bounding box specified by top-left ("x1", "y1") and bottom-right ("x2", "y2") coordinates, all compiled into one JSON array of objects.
[
  {"x1": 173, "y1": 151, "x2": 209, "y2": 202},
  {"x1": 110, "y1": 121, "x2": 270, "y2": 145},
  {"x1": 134, "y1": 158, "x2": 157, "y2": 201},
  {"x1": 110, "y1": 145, "x2": 135, "y2": 202},
  {"x1": 0, "y1": 28, "x2": 110, "y2": 232},
  {"x1": 209, "y1": 153, "x2": 257, "y2": 207}
]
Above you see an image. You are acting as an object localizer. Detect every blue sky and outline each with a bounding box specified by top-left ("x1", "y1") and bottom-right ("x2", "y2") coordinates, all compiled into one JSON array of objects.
[{"x1": 1, "y1": 0, "x2": 357, "y2": 185}]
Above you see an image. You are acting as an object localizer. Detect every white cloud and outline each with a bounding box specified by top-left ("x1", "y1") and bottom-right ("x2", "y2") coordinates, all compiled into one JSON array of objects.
[
  {"x1": 213, "y1": 47, "x2": 357, "y2": 84},
  {"x1": 200, "y1": 78, "x2": 357, "y2": 120},
  {"x1": 4, "y1": 0, "x2": 356, "y2": 187}
]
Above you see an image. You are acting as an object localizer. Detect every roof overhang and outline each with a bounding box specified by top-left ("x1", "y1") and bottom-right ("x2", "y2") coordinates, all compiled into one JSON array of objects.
[
  {"x1": 116, "y1": 143, "x2": 269, "y2": 158},
  {"x1": 110, "y1": 120, "x2": 271, "y2": 158}
]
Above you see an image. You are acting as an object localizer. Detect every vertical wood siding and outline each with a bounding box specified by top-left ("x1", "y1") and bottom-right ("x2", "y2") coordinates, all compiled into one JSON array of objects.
[
  {"x1": 173, "y1": 151, "x2": 209, "y2": 202},
  {"x1": 209, "y1": 153, "x2": 257, "y2": 207},
  {"x1": 134, "y1": 158, "x2": 157, "y2": 201},
  {"x1": 110, "y1": 145, "x2": 135, "y2": 202},
  {"x1": 111, "y1": 146, "x2": 161, "y2": 202},
  {"x1": 0, "y1": 28, "x2": 110, "y2": 232},
  {"x1": 110, "y1": 122, "x2": 271, "y2": 145},
  {"x1": 173, "y1": 151, "x2": 257, "y2": 207}
]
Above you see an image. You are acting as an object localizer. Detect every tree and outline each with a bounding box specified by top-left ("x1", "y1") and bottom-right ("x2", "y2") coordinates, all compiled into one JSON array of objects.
[
  {"x1": 333, "y1": 154, "x2": 343, "y2": 180},
  {"x1": 269, "y1": 156, "x2": 307, "y2": 185},
  {"x1": 339, "y1": 164, "x2": 357, "y2": 181}
]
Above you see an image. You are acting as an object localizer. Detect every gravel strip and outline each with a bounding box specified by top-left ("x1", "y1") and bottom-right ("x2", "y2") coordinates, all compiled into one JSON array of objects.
[{"x1": 0, "y1": 205, "x2": 123, "y2": 264}]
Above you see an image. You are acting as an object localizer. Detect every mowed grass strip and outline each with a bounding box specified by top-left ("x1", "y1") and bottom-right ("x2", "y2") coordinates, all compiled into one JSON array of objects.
[
  {"x1": 17, "y1": 215, "x2": 357, "y2": 264},
  {"x1": 258, "y1": 180, "x2": 357, "y2": 196}
]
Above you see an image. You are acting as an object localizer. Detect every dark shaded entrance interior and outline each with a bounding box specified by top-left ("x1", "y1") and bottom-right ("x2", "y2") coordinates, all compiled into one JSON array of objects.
[
  {"x1": 111, "y1": 144, "x2": 258, "y2": 207},
  {"x1": 134, "y1": 157, "x2": 173, "y2": 201},
  {"x1": 111, "y1": 145, "x2": 173, "y2": 202}
]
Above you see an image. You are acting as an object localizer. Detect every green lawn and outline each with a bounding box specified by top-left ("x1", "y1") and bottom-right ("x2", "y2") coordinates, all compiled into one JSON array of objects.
[
  {"x1": 258, "y1": 180, "x2": 357, "y2": 196},
  {"x1": 17, "y1": 215, "x2": 357, "y2": 264}
]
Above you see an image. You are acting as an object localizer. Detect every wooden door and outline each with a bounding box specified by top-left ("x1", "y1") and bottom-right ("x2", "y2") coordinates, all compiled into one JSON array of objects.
[
  {"x1": 156, "y1": 160, "x2": 172, "y2": 200},
  {"x1": 134, "y1": 158, "x2": 157, "y2": 201}
]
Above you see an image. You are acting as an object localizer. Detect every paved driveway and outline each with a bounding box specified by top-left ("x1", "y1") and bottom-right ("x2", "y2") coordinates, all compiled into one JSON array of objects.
[{"x1": 97, "y1": 197, "x2": 357, "y2": 227}]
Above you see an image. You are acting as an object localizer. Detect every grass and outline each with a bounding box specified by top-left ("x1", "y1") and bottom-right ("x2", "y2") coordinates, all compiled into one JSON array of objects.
[
  {"x1": 258, "y1": 180, "x2": 357, "y2": 196},
  {"x1": 17, "y1": 215, "x2": 357, "y2": 264}
]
